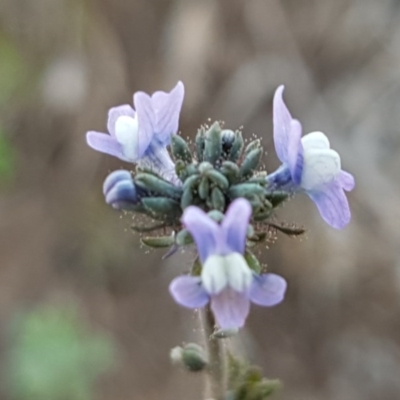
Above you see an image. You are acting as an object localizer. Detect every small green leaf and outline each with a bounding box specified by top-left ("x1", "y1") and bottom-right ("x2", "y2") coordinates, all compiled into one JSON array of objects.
[
  {"x1": 195, "y1": 127, "x2": 206, "y2": 162},
  {"x1": 244, "y1": 250, "x2": 261, "y2": 274}
]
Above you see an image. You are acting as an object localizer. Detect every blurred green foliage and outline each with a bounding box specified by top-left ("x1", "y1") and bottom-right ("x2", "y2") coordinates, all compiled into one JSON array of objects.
[
  {"x1": 0, "y1": 35, "x2": 26, "y2": 106},
  {"x1": 0, "y1": 124, "x2": 15, "y2": 183},
  {"x1": 8, "y1": 305, "x2": 116, "y2": 400}
]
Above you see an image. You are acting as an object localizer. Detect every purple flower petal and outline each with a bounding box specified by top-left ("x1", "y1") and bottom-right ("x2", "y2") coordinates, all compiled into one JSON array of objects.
[
  {"x1": 287, "y1": 119, "x2": 304, "y2": 185},
  {"x1": 86, "y1": 131, "x2": 126, "y2": 160},
  {"x1": 249, "y1": 273, "x2": 287, "y2": 306},
  {"x1": 181, "y1": 206, "x2": 220, "y2": 263},
  {"x1": 273, "y1": 85, "x2": 292, "y2": 164},
  {"x1": 107, "y1": 105, "x2": 136, "y2": 137},
  {"x1": 103, "y1": 170, "x2": 132, "y2": 195},
  {"x1": 307, "y1": 180, "x2": 351, "y2": 229},
  {"x1": 105, "y1": 179, "x2": 137, "y2": 208},
  {"x1": 151, "y1": 81, "x2": 185, "y2": 144},
  {"x1": 211, "y1": 288, "x2": 250, "y2": 329},
  {"x1": 169, "y1": 276, "x2": 209, "y2": 308},
  {"x1": 338, "y1": 170, "x2": 355, "y2": 191},
  {"x1": 133, "y1": 92, "x2": 156, "y2": 158},
  {"x1": 221, "y1": 198, "x2": 252, "y2": 254}
]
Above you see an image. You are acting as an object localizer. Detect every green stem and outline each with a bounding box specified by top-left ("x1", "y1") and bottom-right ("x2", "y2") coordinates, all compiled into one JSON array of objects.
[{"x1": 200, "y1": 306, "x2": 227, "y2": 400}]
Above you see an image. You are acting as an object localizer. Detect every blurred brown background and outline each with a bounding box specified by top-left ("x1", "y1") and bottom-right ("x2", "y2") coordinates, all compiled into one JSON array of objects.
[{"x1": 1, "y1": 0, "x2": 400, "y2": 399}]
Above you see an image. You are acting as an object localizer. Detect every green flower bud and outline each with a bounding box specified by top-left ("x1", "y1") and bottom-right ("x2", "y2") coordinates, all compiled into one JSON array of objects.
[
  {"x1": 195, "y1": 127, "x2": 206, "y2": 162},
  {"x1": 229, "y1": 183, "x2": 265, "y2": 199},
  {"x1": 228, "y1": 131, "x2": 244, "y2": 162},
  {"x1": 244, "y1": 138, "x2": 262, "y2": 155},
  {"x1": 211, "y1": 187, "x2": 226, "y2": 211},
  {"x1": 240, "y1": 148, "x2": 263, "y2": 179},
  {"x1": 170, "y1": 343, "x2": 208, "y2": 372},
  {"x1": 221, "y1": 161, "x2": 240, "y2": 184},
  {"x1": 244, "y1": 250, "x2": 262, "y2": 274},
  {"x1": 204, "y1": 121, "x2": 222, "y2": 165},
  {"x1": 141, "y1": 197, "x2": 181, "y2": 220},
  {"x1": 135, "y1": 173, "x2": 182, "y2": 199},
  {"x1": 175, "y1": 229, "x2": 193, "y2": 246},
  {"x1": 198, "y1": 176, "x2": 210, "y2": 200},
  {"x1": 206, "y1": 169, "x2": 229, "y2": 190},
  {"x1": 171, "y1": 135, "x2": 192, "y2": 164}
]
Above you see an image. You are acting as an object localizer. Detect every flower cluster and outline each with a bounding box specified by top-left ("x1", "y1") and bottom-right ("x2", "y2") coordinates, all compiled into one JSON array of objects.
[{"x1": 86, "y1": 81, "x2": 354, "y2": 330}]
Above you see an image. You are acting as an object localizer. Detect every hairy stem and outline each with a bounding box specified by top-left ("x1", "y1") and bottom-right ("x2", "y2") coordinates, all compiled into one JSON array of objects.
[{"x1": 200, "y1": 306, "x2": 227, "y2": 400}]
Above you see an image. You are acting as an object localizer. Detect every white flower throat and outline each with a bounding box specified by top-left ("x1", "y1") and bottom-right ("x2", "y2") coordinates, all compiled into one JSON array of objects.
[
  {"x1": 114, "y1": 115, "x2": 140, "y2": 161},
  {"x1": 300, "y1": 131, "x2": 341, "y2": 191}
]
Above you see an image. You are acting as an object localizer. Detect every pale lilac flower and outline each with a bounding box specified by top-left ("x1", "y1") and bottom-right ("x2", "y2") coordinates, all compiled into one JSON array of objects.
[
  {"x1": 103, "y1": 170, "x2": 143, "y2": 211},
  {"x1": 86, "y1": 82, "x2": 184, "y2": 181},
  {"x1": 266, "y1": 85, "x2": 355, "y2": 229},
  {"x1": 169, "y1": 198, "x2": 287, "y2": 329}
]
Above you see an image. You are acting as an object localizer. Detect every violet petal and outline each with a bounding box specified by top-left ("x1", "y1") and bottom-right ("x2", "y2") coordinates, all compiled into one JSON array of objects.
[
  {"x1": 103, "y1": 170, "x2": 132, "y2": 196},
  {"x1": 287, "y1": 119, "x2": 304, "y2": 185},
  {"x1": 307, "y1": 181, "x2": 351, "y2": 229},
  {"x1": 249, "y1": 273, "x2": 287, "y2": 306},
  {"x1": 151, "y1": 81, "x2": 185, "y2": 145},
  {"x1": 169, "y1": 276, "x2": 209, "y2": 308},
  {"x1": 210, "y1": 288, "x2": 250, "y2": 329},
  {"x1": 133, "y1": 92, "x2": 156, "y2": 158},
  {"x1": 221, "y1": 198, "x2": 252, "y2": 254},
  {"x1": 338, "y1": 170, "x2": 355, "y2": 191},
  {"x1": 86, "y1": 131, "x2": 126, "y2": 160},
  {"x1": 182, "y1": 206, "x2": 220, "y2": 263},
  {"x1": 273, "y1": 85, "x2": 292, "y2": 164}
]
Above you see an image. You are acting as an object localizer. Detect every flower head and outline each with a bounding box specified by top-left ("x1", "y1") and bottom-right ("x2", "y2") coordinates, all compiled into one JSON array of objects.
[
  {"x1": 267, "y1": 85, "x2": 355, "y2": 229},
  {"x1": 103, "y1": 170, "x2": 144, "y2": 211},
  {"x1": 86, "y1": 81, "x2": 184, "y2": 181},
  {"x1": 169, "y1": 198, "x2": 286, "y2": 329}
]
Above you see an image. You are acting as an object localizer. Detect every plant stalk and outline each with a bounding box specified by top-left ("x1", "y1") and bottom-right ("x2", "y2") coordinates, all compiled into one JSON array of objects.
[{"x1": 200, "y1": 306, "x2": 227, "y2": 400}]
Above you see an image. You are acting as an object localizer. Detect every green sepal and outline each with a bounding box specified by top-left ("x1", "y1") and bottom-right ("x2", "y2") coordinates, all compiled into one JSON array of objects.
[
  {"x1": 244, "y1": 250, "x2": 261, "y2": 274},
  {"x1": 135, "y1": 173, "x2": 182, "y2": 199},
  {"x1": 141, "y1": 235, "x2": 175, "y2": 248},
  {"x1": 195, "y1": 127, "x2": 206, "y2": 162},
  {"x1": 181, "y1": 187, "x2": 194, "y2": 209},
  {"x1": 183, "y1": 174, "x2": 200, "y2": 191},
  {"x1": 175, "y1": 229, "x2": 193, "y2": 246},
  {"x1": 266, "y1": 191, "x2": 289, "y2": 207},
  {"x1": 228, "y1": 131, "x2": 244, "y2": 162},
  {"x1": 244, "y1": 138, "x2": 262, "y2": 155},
  {"x1": 185, "y1": 164, "x2": 198, "y2": 177},
  {"x1": 191, "y1": 257, "x2": 202, "y2": 276},
  {"x1": 171, "y1": 135, "x2": 192, "y2": 164},
  {"x1": 229, "y1": 183, "x2": 265, "y2": 199},
  {"x1": 141, "y1": 197, "x2": 181, "y2": 220},
  {"x1": 240, "y1": 148, "x2": 263, "y2": 179},
  {"x1": 211, "y1": 187, "x2": 226, "y2": 211},
  {"x1": 221, "y1": 161, "x2": 240, "y2": 184},
  {"x1": 206, "y1": 169, "x2": 229, "y2": 190},
  {"x1": 203, "y1": 121, "x2": 222, "y2": 165},
  {"x1": 198, "y1": 176, "x2": 210, "y2": 200}
]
